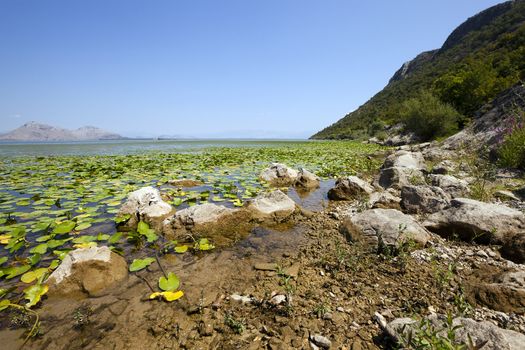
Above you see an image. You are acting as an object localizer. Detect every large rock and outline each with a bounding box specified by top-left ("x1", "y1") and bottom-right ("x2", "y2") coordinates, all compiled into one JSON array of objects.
[
  {"x1": 501, "y1": 232, "x2": 525, "y2": 264},
  {"x1": 424, "y1": 198, "x2": 525, "y2": 244},
  {"x1": 118, "y1": 186, "x2": 173, "y2": 230},
  {"x1": 429, "y1": 174, "x2": 469, "y2": 198},
  {"x1": 400, "y1": 185, "x2": 451, "y2": 214},
  {"x1": 247, "y1": 190, "x2": 297, "y2": 223},
  {"x1": 387, "y1": 314, "x2": 525, "y2": 350},
  {"x1": 46, "y1": 246, "x2": 128, "y2": 297},
  {"x1": 379, "y1": 151, "x2": 426, "y2": 190},
  {"x1": 466, "y1": 269, "x2": 525, "y2": 314},
  {"x1": 368, "y1": 191, "x2": 401, "y2": 210},
  {"x1": 382, "y1": 150, "x2": 426, "y2": 170},
  {"x1": 259, "y1": 163, "x2": 298, "y2": 187},
  {"x1": 430, "y1": 160, "x2": 457, "y2": 175},
  {"x1": 379, "y1": 167, "x2": 425, "y2": 190},
  {"x1": 328, "y1": 176, "x2": 374, "y2": 200},
  {"x1": 295, "y1": 168, "x2": 320, "y2": 189},
  {"x1": 341, "y1": 209, "x2": 430, "y2": 251}
]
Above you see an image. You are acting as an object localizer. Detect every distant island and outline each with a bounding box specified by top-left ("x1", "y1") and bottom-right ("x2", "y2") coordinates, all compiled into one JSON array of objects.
[{"x1": 0, "y1": 121, "x2": 124, "y2": 142}]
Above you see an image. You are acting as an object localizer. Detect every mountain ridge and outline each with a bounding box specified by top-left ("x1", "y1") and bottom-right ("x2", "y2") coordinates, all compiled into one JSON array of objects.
[
  {"x1": 0, "y1": 121, "x2": 124, "y2": 141},
  {"x1": 312, "y1": 0, "x2": 525, "y2": 140}
]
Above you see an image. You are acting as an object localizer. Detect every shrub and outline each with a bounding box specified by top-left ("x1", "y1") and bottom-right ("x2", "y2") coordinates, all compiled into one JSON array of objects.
[
  {"x1": 400, "y1": 91, "x2": 462, "y2": 141},
  {"x1": 499, "y1": 125, "x2": 525, "y2": 169}
]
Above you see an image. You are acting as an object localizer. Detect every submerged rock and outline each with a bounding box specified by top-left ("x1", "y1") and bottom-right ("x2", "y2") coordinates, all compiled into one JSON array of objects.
[
  {"x1": 328, "y1": 176, "x2": 374, "y2": 200},
  {"x1": 387, "y1": 314, "x2": 525, "y2": 350},
  {"x1": 46, "y1": 246, "x2": 128, "y2": 297},
  {"x1": 118, "y1": 186, "x2": 173, "y2": 230},
  {"x1": 259, "y1": 163, "x2": 299, "y2": 187},
  {"x1": 341, "y1": 208, "x2": 430, "y2": 251},
  {"x1": 400, "y1": 185, "x2": 451, "y2": 214},
  {"x1": 424, "y1": 198, "x2": 525, "y2": 244},
  {"x1": 247, "y1": 190, "x2": 297, "y2": 223},
  {"x1": 168, "y1": 179, "x2": 204, "y2": 187}
]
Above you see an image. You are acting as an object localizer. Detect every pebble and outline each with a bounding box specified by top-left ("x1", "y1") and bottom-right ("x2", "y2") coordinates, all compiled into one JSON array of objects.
[
  {"x1": 476, "y1": 250, "x2": 489, "y2": 259},
  {"x1": 230, "y1": 294, "x2": 253, "y2": 303},
  {"x1": 336, "y1": 307, "x2": 345, "y2": 313},
  {"x1": 310, "y1": 334, "x2": 331, "y2": 349},
  {"x1": 270, "y1": 294, "x2": 287, "y2": 306}
]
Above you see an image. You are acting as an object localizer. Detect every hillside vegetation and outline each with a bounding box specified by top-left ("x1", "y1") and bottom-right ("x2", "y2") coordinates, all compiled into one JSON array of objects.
[{"x1": 312, "y1": 0, "x2": 525, "y2": 141}]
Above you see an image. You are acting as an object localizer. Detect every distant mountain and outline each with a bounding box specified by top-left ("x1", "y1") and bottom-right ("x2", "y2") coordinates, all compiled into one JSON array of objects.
[
  {"x1": 312, "y1": 0, "x2": 525, "y2": 140},
  {"x1": 0, "y1": 122, "x2": 124, "y2": 141}
]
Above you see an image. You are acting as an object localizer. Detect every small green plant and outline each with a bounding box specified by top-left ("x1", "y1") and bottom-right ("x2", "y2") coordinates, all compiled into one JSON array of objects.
[
  {"x1": 453, "y1": 288, "x2": 473, "y2": 317},
  {"x1": 72, "y1": 305, "x2": 93, "y2": 329},
  {"x1": 312, "y1": 302, "x2": 331, "y2": 319},
  {"x1": 224, "y1": 313, "x2": 245, "y2": 334}
]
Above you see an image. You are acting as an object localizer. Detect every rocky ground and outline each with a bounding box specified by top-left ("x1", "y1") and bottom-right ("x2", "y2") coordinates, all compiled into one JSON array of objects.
[{"x1": 2, "y1": 144, "x2": 525, "y2": 350}]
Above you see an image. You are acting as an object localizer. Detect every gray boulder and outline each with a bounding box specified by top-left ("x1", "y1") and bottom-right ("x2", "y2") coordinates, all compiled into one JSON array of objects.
[
  {"x1": 368, "y1": 191, "x2": 401, "y2": 210},
  {"x1": 295, "y1": 168, "x2": 320, "y2": 189},
  {"x1": 328, "y1": 176, "x2": 374, "y2": 200},
  {"x1": 341, "y1": 208, "x2": 430, "y2": 251},
  {"x1": 400, "y1": 185, "x2": 451, "y2": 214},
  {"x1": 47, "y1": 246, "x2": 128, "y2": 297},
  {"x1": 388, "y1": 314, "x2": 525, "y2": 350},
  {"x1": 429, "y1": 174, "x2": 469, "y2": 198},
  {"x1": 259, "y1": 163, "x2": 298, "y2": 187},
  {"x1": 430, "y1": 160, "x2": 456, "y2": 175},
  {"x1": 424, "y1": 198, "x2": 525, "y2": 244},
  {"x1": 379, "y1": 151, "x2": 426, "y2": 190},
  {"x1": 118, "y1": 186, "x2": 173, "y2": 230},
  {"x1": 247, "y1": 190, "x2": 297, "y2": 223}
]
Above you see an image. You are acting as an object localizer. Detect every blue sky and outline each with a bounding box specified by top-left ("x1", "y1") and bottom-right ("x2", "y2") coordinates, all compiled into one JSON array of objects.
[{"x1": 0, "y1": 0, "x2": 505, "y2": 138}]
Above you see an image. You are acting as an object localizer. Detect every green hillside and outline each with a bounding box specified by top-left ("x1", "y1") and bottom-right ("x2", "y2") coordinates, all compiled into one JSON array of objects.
[{"x1": 311, "y1": 0, "x2": 525, "y2": 141}]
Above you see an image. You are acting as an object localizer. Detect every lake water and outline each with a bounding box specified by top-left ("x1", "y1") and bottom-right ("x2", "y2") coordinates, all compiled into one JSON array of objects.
[{"x1": 0, "y1": 139, "x2": 310, "y2": 157}]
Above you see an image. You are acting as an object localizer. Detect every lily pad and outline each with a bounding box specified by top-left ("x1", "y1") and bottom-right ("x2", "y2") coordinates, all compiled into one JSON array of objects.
[
  {"x1": 159, "y1": 272, "x2": 180, "y2": 291},
  {"x1": 149, "y1": 290, "x2": 184, "y2": 302},
  {"x1": 53, "y1": 221, "x2": 76, "y2": 234},
  {"x1": 129, "y1": 257, "x2": 155, "y2": 272},
  {"x1": 24, "y1": 283, "x2": 49, "y2": 308}
]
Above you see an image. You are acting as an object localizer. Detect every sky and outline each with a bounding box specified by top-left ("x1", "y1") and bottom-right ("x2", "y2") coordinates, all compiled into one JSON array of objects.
[{"x1": 0, "y1": 0, "x2": 506, "y2": 138}]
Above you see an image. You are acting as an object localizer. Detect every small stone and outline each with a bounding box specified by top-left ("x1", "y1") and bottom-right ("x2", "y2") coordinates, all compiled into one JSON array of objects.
[
  {"x1": 310, "y1": 334, "x2": 331, "y2": 349},
  {"x1": 336, "y1": 307, "x2": 345, "y2": 312},
  {"x1": 270, "y1": 294, "x2": 287, "y2": 306},
  {"x1": 230, "y1": 294, "x2": 253, "y2": 303},
  {"x1": 476, "y1": 250, "x2": 489, "y2": 259},
  {"x1": 283, "y1": 264, "x2": 300, "y2": 278}
]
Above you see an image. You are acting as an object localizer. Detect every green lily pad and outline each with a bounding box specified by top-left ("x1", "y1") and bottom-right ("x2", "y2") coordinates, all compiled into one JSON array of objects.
[
  {"x1": 24, "y1": 283, "x2": 49, "y2": 308},
  {"x1": 159, "y1": 272, "x2": 180, "y2": 292},
  {"x1": 53, "y1": 221, "x2": 76, "y2": 234},
  {"x1": 129, "y1": 257, "x2": 155, "y2": 272}
]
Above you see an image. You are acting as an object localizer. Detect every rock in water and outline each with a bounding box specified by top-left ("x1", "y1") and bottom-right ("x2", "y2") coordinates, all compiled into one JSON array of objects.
[
  {"x1": 328, "y1": 176, "x2": 374, "y2": 200},
  {"x1": 341, "y1": 208, "x2": 430, "y2": 251},
  {"x1": 295, "y1": 168, "x2": 320, "y2": 189},
  {"x1": 162, "y1": 203, "x2": 248, "y2": 242},
  {"x1": 247, "y1": 190, "x2": 297, "y2": 223},
  {"x1": 46, "y1": 246, "x2": 128, "y2": 297},
  {"x1": 424, "y1": 198, "x2": 525, "y2": 244},
  {"x1": 118, "y1": 186, "x2": 173, "y2": 231},
  {"x1": 259, "y1": 163, "x2": 299, "y2": 186},
  {"x1": 400, "y1": 185, "x2": 451, "y2": 214}
]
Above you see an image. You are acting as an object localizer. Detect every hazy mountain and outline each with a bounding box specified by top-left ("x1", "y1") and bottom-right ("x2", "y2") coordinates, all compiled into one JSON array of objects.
[{"x1": 0, "y1": 122, "x2": 123, "y2": 141}]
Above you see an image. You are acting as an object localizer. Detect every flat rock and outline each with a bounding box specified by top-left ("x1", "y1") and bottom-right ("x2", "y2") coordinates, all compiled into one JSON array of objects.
[
  {"x1": 368, "y1": 191, "x2": 401, "y2": 210},
  {"x1": 47, "y1": 246, "x2": 128, "y2": 297},
  {"x1": 341, "y1": 208, "x2": 430, "y2": 251},
  {"x1": 424, "y1": 198, "x2": 525, "y2": 244},
  {"x1": 247, "y1": 190, "x2": 297, "y2": 223},
  {"x1": 254, "y1": 263, "x2": 277, "y2": 271},
  {"x1": 328, "y1": 176, "x2": 374, "y2": 200},
  {"x1": 379, "y1": 167, "x2": 425, "y2": 190}
]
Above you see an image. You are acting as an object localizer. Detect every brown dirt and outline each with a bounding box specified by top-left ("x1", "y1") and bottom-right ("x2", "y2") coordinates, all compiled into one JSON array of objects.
[{"x1": 1, "y1": 202, "x2": 524, "y2": 349}]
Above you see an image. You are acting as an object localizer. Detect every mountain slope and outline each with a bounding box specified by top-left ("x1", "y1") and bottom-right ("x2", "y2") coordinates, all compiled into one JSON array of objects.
[
  {"x1": 312, "y1": 0, "x2": 525, "y2": 140},
  {"x1": 0, "y1": 122, "x2": 123, "y2": 141}
]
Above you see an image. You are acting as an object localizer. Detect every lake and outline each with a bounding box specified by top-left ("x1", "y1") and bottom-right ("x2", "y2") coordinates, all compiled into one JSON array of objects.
[{"x1": 0, "y1": 139, "x2": 312, "y2": 157}]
